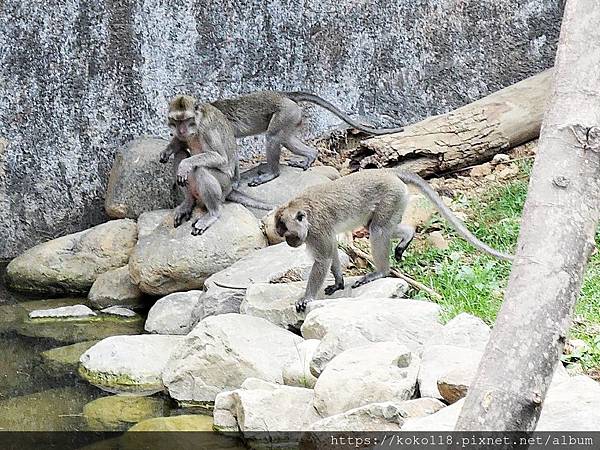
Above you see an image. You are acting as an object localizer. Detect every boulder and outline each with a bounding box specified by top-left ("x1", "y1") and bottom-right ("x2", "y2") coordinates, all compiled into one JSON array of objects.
[
  {"x1": 162, "y1": 313, "x2": 304, "y2": 404},
  {"x1": 88, "y1": 266, "x2": 144, "y2": 310},
  {"x1": 127, "y1": 414, "x2": 213, "y2": 431},
  {"x1": 41, "y1": 340, "x2": 100, "y2": 376},
  {"x1": 402, "y1": 399, "x2": 464, "y2": 431},
  {"x1": 79, "y1": 334, "x2": 186, "y2": 395},
  {"x1": 129, "y1": 205, "x2": 267, "y2": 295},
  {"x1": 308, "y1": 398, "x2": 445, "y2": 431},
  {"x1": 104, "y1": 137, "x2": 179, "y2": 219},
  {"x1": 241, "y1": 277, "x2": 408, "y2": 330},
  {"x1": 83, "y1": 395, "x2": 169, "y2": 431},
  {"x1": 301, "y1": 298, "x2": 442, "y2": 375},
  {"x1": 282, "y1": 339, "x2": 320, "y2": 388},
  {"x1": 238, "y1": 165, "x2": 331, "y2": 218},
  {"x1": 189, "y1": 284, "x2": 245, "y2": 326},
  {"x1": 426, "y1": 312, "x2": 490, "y2": 351},
  {"x1": 437, "y1": 366, "x2": 477, "y2": 404},
  {"x1": 313, "y1": 342, "x2": 420, "y2": 417},
  {"x1": 418, "y1": 345, "x2": 483, "y2": 400},
  {"x1": 145, "y1": 290, "x2": 203, "y2": 335},
  {"x1": 6, "y1": 219, "x2": 137, "y2": 295},
  {"x1": 100, "y1": 306, "x2": 137, "y2": 317},
  {"x1": 213, "y1": 380, "x2": 319, "y2": 443},
  {"x1": 29, "y1": 305, "x2": 96, "y2": 319}
]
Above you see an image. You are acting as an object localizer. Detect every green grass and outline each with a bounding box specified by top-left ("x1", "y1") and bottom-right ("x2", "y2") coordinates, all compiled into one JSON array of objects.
[{"x1": 394, "y1": 162, "x2": 600, "y2": 376}]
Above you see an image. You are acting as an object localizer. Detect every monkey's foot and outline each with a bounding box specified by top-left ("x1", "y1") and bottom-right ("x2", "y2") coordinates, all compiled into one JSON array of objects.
[
  {"x1": 324, "y1": 281, "x2": 344, "y2": 296},
  {"x1": 295, "y1": 296, "x2": 313, "y2": 312},
  {"x1": 173, "y1": 207, "x2": 193, "y2": 228},
  {"x1": 191, "y1": 215, "x2": 218, "y2": 236},
  {"x1": 248, "y1": 172, "x2": 280, "y2": 187},
  {"x1": 394, "y1": 238, "x2": 414, "y2": 261},
  {"x1": 352, "y1": 271, "x2": 386, "y2": 288},
  {"x1": 287, "y1": 156, "x2": 316, "y2": 171}
]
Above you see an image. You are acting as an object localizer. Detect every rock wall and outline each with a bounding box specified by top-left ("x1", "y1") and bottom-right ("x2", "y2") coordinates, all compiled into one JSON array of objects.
[{"x1": 0, "y1": 0, "x2": 564, "y2": 258}]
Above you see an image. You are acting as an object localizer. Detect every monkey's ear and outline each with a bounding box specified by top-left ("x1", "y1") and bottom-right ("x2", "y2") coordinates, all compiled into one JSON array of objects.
[{"x1": 295, "y1": 210, "x2": 306, "y2": 222}]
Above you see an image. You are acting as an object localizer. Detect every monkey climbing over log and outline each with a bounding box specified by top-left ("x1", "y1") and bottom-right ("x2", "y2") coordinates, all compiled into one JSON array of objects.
[
  {"x1": 206, "y1": 91, "x2": 405, "y2": 187},
  {"x1": 274, "y1": 169, "x2": 513, "y2": 312},
  {"x1": 161, "y1": 94, "x2": 272, "y2": 236}
]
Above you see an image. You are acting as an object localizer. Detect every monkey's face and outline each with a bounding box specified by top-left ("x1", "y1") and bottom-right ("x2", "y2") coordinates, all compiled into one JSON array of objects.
[
  {"x1": 274, "y1": 207, "x2": 309, "y2": 248},
  {"x1": 169, "y1": 115, "x2": 198, "y2": 140}
]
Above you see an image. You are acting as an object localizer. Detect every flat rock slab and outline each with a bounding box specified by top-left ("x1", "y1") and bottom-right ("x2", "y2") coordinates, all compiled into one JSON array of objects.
[
  {"x1": 88, "y1": 266, "x2": 144, "y2": 310},
  {"x1": 301, "y1": 298, "x2": 442, "y2": 375},
  {"x1": 127, "y1": 414, "x2": 214, "y2": 432},
  {"x1": 145, "y1": 290, "x2": 203, "y2": 335},
  {"x1": 239, "y1": 165, "x2": 331, "y2": 218},
  {"x1": 241, "y1": 277, "x2": 409, "y2": 330},
  {"x1": 29, "y1": 305, "x2": 96, "y2": 319},
  {"x1": 105, "y1": 137, "x2": 180, "y2": 219},
  {"x1": 162, "y1": 313, "x2": 304, "y2": 404},
  {"x1": 100, "y1": 306, "x2": 137, "y2": 317},
  {"x1": 83, "y1": 395, "x2": 169, "y2": 431},
  {"x1": 313, "y1": 342, "x2": 420, "y2": 417},
  {"x1": 6, "y1": 219, "x2": 137, "y2": 295},
  {"x1": 79, "y1": 334, "x2": 186, "y2": 395},
  {"x1": 129, "y1": 205, "x2": 267, "y2": 296}
]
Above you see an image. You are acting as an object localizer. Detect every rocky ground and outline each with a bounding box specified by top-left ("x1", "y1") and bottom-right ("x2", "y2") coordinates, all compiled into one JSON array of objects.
[{"x1": 2, "y1": 138, "x2": 599, "y2": 440}]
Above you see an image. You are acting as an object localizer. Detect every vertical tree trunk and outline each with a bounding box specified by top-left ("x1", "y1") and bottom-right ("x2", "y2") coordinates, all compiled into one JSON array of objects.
[{"x1": 454, "y1": 0, "x2": 600, "y2": 436}]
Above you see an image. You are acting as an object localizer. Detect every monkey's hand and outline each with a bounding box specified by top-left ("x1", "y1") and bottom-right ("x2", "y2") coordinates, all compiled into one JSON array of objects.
[
  {"x1": 159, "y1": 147, "x2": 172, "y2": 164},
  {"x1": 295, "y1": 296, "x2": 313, "y2": 313},
  {"x1": 176, "y1": 160, "x2": 194, "y2": 186}
]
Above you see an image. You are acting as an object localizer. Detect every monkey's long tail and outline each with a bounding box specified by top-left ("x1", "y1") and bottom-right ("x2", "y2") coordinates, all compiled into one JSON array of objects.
[
  {"x1": 227, "y1": 189, "x2": 274, "y2": 211},
  {"x1": 395, "y1": 170, "x2": 514, "y2": 261},
  {"x1": 283, "y1": 91, "x2": 404, "y2": 136}
]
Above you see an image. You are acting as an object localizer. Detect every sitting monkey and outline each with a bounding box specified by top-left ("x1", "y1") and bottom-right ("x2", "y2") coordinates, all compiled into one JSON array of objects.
[
  {"x1": 162, "y1": 94, "x2": 271, "y2": 235},
  {"x1": 274, "y1": 169, "x2": 513, "y2": 312}
]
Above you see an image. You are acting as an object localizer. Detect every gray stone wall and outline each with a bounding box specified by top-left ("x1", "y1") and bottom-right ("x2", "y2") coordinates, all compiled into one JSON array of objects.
[{"x1": 0, "y1": 0, "x2": 564, "y2": 258}]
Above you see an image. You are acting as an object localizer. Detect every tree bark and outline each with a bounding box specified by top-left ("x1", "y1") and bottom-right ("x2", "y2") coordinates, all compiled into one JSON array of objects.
[
  {"x1": 349, "y1": 70, "x2": 553, "y2": 176},
  {"x1": 454, "y1": 0, "x2": 600, "y2": 436}
]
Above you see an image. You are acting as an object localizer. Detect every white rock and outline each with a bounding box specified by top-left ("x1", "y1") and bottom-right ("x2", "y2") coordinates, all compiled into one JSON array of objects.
[
  {"x1": 402, "y1": 399, "x2": 463, "y2": 431},
  {"x1": 301, "y1": 298, "x2": 442, "y2": 375},
  {"x1": 426, "y1": 313, "x2": 491, "y2": 351},
  {"x1": 88, "y1": 266, "x2": 143, "y2": 310},
  {"x1": 129, "y1": 205, "x2": 267, "y2": 296},
  {"x1": 282, "y1": 339, "x2": 320, "y2": 388},
  {"x1": 29, "y1": 305, "x2": 97, "y2": 319},
  {"x1": 162, "y1": 314, "x2": 304, "y2": 403},
  {"x1": 308, "y1": 398, "x2": 445, "y2": 431},
  {"x1": 313, "y1": 342, "x2": 420, "y2": 417},
  {"x1": 189, "y1": 284, "x2": 245, "y2": 326},
  {"x1": 241, "y1": 277, "x2": 408, "y2": 331},
  {"x1": 145, "y1": 291, "x2": 203, "y2": 335},
  {"x1": 100, "y1": 306, "x2": 137, "y2": 318},
  {"x1": 418, "y1": 345, "x2": 483, "y2": 400},
  {"x1": 79, "y1": 335, "x2": 186, "y2": 395}
]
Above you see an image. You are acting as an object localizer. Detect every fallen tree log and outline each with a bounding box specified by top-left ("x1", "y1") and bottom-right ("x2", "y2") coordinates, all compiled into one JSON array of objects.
[{"x1": 349, "y1": 69, "x2": 553, "y2": 176}]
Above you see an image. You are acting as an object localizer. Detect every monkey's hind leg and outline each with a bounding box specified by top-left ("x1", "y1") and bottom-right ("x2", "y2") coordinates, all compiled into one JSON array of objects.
[
  {"x1": 324, "y1": 246, "x2": 344, "y2": 295},
  {"x1": 248, "y1": 131, "x2": 282, "y2": 187},
  {"x1": 284, "y1": 136, "x2": 317, "y2": 170},
  {"x1": 352, "y1": 223, "x2": 392, "y2": 288},
  {"x1": 190, "y1": 168, "x2": 227, "y2": 236}
]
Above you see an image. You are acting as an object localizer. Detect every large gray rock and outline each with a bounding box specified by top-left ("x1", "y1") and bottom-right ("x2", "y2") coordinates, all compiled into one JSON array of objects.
[
  {"x1": 241, "y1": 277, "x2": 409, "y2": 330},
  {"x1": 239, "y1": 165, "x2": 331, "y2": 218},
  {"x1": 105, "y1": 138, "x2": 178, "y2": 219},
  {"x1": 5, "y1": 219, "x2": 137, "y2": 295},
  {"x1": 418, "y1": 345, "x2": 483, "y2": 400},
  {"x1": 79, "y1": 334, "x2": 186, "y2": 395},
  {"x1": 426, "y1": 312, "x2": 491, "y2": 351},
  {"x1": 282, "y1": 339, "x2": 321, "y2": 389},
  {"x1": 301, "y1": 298, "x2": 442, "y2": 375},
  {"x1": 213, "y1": 379, "x2": 320, "y2": 443},
  {"x1": 0, "y1": 1, "x2": 563, "y2": 260},
  {"x1": 308, "y1": 398, "x2": 445, "y2": 431},
  {"x1": 313, "y1": 342, "x2": 420, "y2": 417},
  {"x1": 145, "y1": 290, "x2": 203, "y2": 335},
  {"x1": 162, "y1": 313, "x2": 304, "y2": 404},
  {"x1": 129, "y1": 205, "x2": 267, "y2": 295},
  {"x1": 88, "y1": 266, "x2": 144, "y2": 310}
]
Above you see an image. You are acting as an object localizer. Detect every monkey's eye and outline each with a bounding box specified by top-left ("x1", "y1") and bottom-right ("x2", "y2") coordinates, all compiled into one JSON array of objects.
[{"x1": 295, "y1": 211, "x2": 306, "y2": 222}]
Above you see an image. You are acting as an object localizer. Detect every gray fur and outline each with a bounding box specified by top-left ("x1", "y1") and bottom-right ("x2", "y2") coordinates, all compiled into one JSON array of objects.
[
  {"x1": 210, "y1": 91, "x2": 404, "y2": 186},
  {"x1": 274, "y1": 169, "x2": 512, "y2": 312}
]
